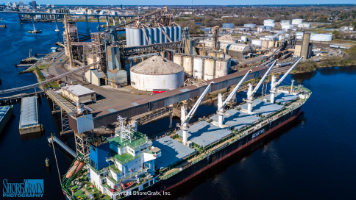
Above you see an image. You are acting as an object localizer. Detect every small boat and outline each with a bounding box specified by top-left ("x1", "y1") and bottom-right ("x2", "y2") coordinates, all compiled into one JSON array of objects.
[
  {"x1": 0, "y1": 24, "x2": 6, "y2": 28},
  {"x1": 28, "y1": 30, "x2": 42, "y2": 34}
]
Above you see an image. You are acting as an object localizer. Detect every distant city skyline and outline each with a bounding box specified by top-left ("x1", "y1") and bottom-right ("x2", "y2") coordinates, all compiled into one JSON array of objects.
[{"x1": 1, "y1": 1, "x2": 356, "y2": 6}]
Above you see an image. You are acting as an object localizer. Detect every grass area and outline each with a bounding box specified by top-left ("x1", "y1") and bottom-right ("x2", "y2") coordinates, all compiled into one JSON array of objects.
[{"x1": 33, "y1": 67, "x2": 59, "y2": 89}]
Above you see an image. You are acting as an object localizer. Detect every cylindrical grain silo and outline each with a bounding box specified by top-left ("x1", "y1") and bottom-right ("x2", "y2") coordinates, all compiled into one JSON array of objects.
[
  {"x1": 170, "y1": 26, "x2": 175, "y2": 42},
  {"x1": 204, "y1": 58, "x2": 215, "y2": 80},
  {"x1": 125, "y1": 28, "x2": 131, "y2": 47},
  {"x1": 268, "y1": 40, "x2": 275, "y2": 48},
  {"x1": 193, "y1": 57, "x2": 203, "y2": 79},
  {"x1": 200, "y1": 49, "x2": 207, "y2": 56},
  {"x1": 172, "y1": 26, "x2": 177, "y2": 42},
  {"x1": 130, "y1": 56, "x2": 184, "y2": 91},
  {"x1": 301, "y1": 32, "x2": 310, "y2": 59},
  {"x1": 157, "y1": 27, "x2": 163, "y2": 43},
  {"x1": 183, "y1": 55, "x2": 193, "y2": 77},
  {"x1": 148, "y1": 28, "x2": 154, "y2": 44},
  {"x1": 142, "y1": 28, "x2": 148, "y2": 45},
  {"x1": 132, "y1": 28, "x2": 142, "y2": 46},
  {"x1": 215, "y1": 59, "x2": 228, "y2": 78},
  {"x1": 177, "y1": 26, "x2": 182, "y2": 41},
  {"x1": 173, "y1": 54, "x2": 183, "y2": 66},
  {"x1": 163, "y1": 27, "x2": 169, "y2": 43}
]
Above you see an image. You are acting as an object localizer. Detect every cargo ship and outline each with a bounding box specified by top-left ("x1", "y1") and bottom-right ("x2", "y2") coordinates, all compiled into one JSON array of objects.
[
  {"x1": 0, "y1": 105, "x2": 13, "y2": 136},
  {"x1": 61, "y1": 58, "x2": 311, "y2": 200}
]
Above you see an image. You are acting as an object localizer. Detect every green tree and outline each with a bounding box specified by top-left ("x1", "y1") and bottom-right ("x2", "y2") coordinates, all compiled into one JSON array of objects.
[{"x1": 332, "y1": 30, "x2": 340, "y2": 39}]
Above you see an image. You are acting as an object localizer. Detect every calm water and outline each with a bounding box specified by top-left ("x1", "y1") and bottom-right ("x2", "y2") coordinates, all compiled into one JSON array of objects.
[{"x1": 1, "y1": 13, "x2": 356, "y2": 200}]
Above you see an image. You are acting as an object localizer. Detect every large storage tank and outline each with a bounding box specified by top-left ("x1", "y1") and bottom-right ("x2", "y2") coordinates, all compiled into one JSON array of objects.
[
  {"x1": 173, "y1": 54, "x2": 183, "y2": 66},
  {"x1": 130, "y1": 56, "x2": 184, "y2": 91},
  {"x1": 222, "y1": 23, "x2": 235, "y2": 28},
  {"x1": 132, "y1": 28, "x2": 142, "y2": 46},
  {"x1": 241, "y1": 36, "x2": 247, "y2": 42},
  {"x1": 292, "y1": 19, "x2": 303, "y2": 25},
  {"x1": 204, "y1": 58, "x2": 215, "y2": 80},
  {"x1": 125, "y1": 28, "x2": 131, "y2": 47},
  {"x1": 265, "y1": 26, "x2": 273, "y2": 31},
  {"x1": 215, "y1": 59, "x2": 228, "y2": 78},
  {"x1": 280, "y1": 20, "x2": 291, "y2": 25},
  {"x1": 244, "y1": 24, "x2": 256, "y2": 28},
  {"x1": 310, "y1": 33, "x2": 332, "y2": 41},
  {"x1": 264, "y1": 19, "x2": 275, "y2": 27},
  {"x1": 193, "y1": 57, "x2": 203, "y2": 79},
  {"x1": 251, "y1": 39, "x2": 262, "y2": 46},
  {"x1": 183, "y1": 55, "x2": 193, "y2": 76}
]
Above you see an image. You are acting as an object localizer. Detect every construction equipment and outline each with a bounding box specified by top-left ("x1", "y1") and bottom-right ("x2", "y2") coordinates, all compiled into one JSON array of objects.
[
  {"x1": 245, "y1": 61, "x2": 277, "y2": 114},
  {"x1": 216, "y1": 69, "x2": 252, "y2": 127},
  {"x1": 180, "y1": 82, "x2": 213, "y2": 146},
  {"x1": 270, "y1": 57, "x2": 302, "y2": 103}
]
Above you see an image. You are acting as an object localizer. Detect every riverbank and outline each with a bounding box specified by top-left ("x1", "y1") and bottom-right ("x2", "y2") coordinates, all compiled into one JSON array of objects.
[{"x1": 291, "y1": 45, "x2": 356, "y2": 74}]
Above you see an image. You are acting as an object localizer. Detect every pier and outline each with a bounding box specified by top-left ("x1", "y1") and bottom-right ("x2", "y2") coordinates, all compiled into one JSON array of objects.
[{"x1": 48, "y1": 136, "x2": 76, "y2": 157}]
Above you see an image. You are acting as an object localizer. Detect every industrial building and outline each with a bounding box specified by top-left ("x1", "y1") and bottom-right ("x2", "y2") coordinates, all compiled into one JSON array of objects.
[{"x1": 61, "y1": 85, "x2": 97, "y2": 103}]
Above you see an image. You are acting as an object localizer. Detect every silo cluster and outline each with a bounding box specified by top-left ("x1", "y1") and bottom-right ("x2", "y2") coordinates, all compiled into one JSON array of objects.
[
  {"x1": 173, "y1": 53, "x2": 231, "y2": 81},
  {"x1": 126, "y1": 26, "x2": 182, "y2": 47}
]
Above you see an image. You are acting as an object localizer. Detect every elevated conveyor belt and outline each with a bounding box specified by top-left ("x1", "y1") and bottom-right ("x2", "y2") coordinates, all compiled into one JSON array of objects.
[{"x1": 48, "y1": 136, "x2": 76, "y2": 157}]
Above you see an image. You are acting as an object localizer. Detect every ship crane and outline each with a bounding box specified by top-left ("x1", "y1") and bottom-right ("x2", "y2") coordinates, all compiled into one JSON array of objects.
[
  {"x1": 270, "y1": 57, "x2": 302, "y2": 103},
  {"x1": 245, "y1": 61, "x2": 277, "y2": 114},
  {"x1": 180, "y1": 82, "x2": 214, "y2": 146},
  {"x1": 216, "y1": 69, "x2": 252, "y2": 127}
]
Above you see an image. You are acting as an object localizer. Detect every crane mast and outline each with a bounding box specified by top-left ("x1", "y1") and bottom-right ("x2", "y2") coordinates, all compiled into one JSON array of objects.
[
  {"x1": 216, "y1": 69, "x2": 252, "y2": 127},
  {"x1": 246, "y1": 61, "x2": 276, "y2": 114},
  {"x1": 270, "y1": 57, "x2": 302, "y2": 103},
  {"x1": 181, "y1": 82, "x2": 213, "y2": 146}
]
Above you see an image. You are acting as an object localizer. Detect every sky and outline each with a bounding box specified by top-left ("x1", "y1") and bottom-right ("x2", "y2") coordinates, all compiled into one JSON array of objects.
[{"x1": 1, "y1": 0, "x2": 356, "y2": 5}]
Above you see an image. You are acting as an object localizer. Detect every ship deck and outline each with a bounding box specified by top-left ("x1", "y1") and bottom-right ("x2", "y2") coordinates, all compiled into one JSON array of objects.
[
  {"x1": 240, "y1": 99, "x2": 284, "y2": 116},
  {"x1": 266, "y1": 92, "x2": 299, "y2": 104},
  {"x1": 153, "y1": 136, "x2": 196, "y2": 169},
  {"x1": 176, "y1": 121, "x2": 232, "y2": 148},
  {"x1": 210, "y1": 109, "x2": 261, "y2": 130}
]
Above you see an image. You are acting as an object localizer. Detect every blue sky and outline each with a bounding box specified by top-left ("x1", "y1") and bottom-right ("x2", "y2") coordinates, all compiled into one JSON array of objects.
[{"x1": 1, "y1": 0, "x2": 356, "y2": 5}]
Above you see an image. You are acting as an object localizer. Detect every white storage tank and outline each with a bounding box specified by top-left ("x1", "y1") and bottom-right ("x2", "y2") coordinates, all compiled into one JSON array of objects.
[
  {"x1": 215, "y1": 59, "x2": 228, "y2": 78},
  {"x1": 183, "y1": 55, "x2": 193, "y2": 76},
  {"x1": 177, "y1": 26, "x2": 182, "y2": 41},
  {"x1": 292, "y1": 19, "x2": 303, "y2": 25},
  {"x1": 130, "y1": 56, "x2": 184, "y2": 91},
  {"x1": 204, "y1": 58, "x2": 215, "y2": 80},
  {"x1": 310, "y1": 33, "x2": 332, "y2": 41},
  {"x1": 244, "y1": 24, "x2": 256, "y2": 28},
  {"x1": 264, "y1": 19, "x2": 276, "y2": 27},
  {"x1": 125, "y1": 28, "x2": 131, "y2": 47},
  {"x1": 251, "y1": 39, "x2": 262, "y2": 46},
  {"x1": 193, "y1": 57, "x2": 203, "y2": 79},
  {"x1": 298, "y1": 23, "x2": 311, "y2": 28},
  {"x1": 241, "y1": 36, "x2": 247, "y2": 42}
]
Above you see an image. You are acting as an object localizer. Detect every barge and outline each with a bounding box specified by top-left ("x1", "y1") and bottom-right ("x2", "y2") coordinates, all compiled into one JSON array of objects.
[{"x1": 0, "y1": 105, "x2": 13, "y2": 136}]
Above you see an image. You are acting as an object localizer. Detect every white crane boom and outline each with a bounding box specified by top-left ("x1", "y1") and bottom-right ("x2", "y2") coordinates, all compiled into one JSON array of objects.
[
  {"x1": 248, "y1": 61, "x2": 276, "y2": 100},
  {"x1": 275, "y1": 57, "x2": 302, "y2": 86},
  {"x1": 218, "y1": 69, "x2": 252, "y2": 112},
  {"x1": 182, "y1": 82, "x2": 213, "y2": 125}
]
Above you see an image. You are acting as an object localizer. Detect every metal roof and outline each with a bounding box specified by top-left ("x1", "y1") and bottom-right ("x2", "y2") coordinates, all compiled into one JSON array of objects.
[
  {"x1": 91, "y1": 69, "x2": 106, "y2": 79},
  {"x1": 61, "y1": 85, "x2": 96, "y2": 97},
  {"x1": 130, "y1": 56, "x2": 183, "y2": 75},
  {"x1": 153, "y1": 136, "x2": 196, "y2": 169},
  {"x1": 0, "y1": 106, "x2": 11, "y2": 122},
  {"x1": 210, "y1": 109, "x2": 260, "y2": 130},
  {"x1": 177, "y1": 121, "x2": 232, "y2": 148},
  {"x1": 20, "y1": 97, "x2": 39, "y2": 128},
  {"x1": 239, "y1": 99, "x2": 284, "y2": 116}
]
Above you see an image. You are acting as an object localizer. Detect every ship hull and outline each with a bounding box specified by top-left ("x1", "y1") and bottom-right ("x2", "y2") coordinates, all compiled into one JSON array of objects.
[{"x1": 128, "y1": 106, "x2": 303, "y2": 200}]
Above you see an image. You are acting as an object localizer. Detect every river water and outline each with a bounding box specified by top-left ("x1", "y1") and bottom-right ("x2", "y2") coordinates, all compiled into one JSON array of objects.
[{"x1": 1, "y1": 13, "x2": 356, "y2": 200}]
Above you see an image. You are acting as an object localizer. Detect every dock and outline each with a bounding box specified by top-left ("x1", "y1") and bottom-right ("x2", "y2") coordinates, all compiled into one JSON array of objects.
[
  {"x1": 48, "y1": 136, "x2": 77, "y2": 157},
  {"x1": 19, "y1": 96, "x2": 42, "y2": 135}
]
